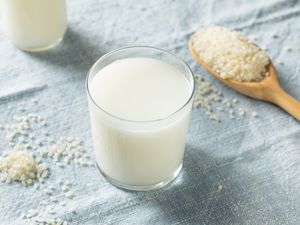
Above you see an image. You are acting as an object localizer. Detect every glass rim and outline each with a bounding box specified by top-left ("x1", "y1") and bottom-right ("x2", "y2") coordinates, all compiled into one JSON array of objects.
[{"x1": 86, "y1": 45, "x2": 195, "y2": 123}]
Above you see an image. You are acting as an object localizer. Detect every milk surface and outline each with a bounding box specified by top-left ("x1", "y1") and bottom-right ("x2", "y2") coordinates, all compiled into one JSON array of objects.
[
  {"x1": 89, "y1": 57, "x2": 193, "y2": 186},
  {"x1": 0, "y1": 0, "x2": 67, "y2": 50},
  {"x1": 90, "y1": 58, "x2": 191, "y2": 121}
]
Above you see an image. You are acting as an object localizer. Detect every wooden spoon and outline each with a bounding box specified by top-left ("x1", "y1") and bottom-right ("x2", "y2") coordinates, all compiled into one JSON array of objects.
[{"x1": 188, "y1": 39, "x2": 300, "y2": 121}]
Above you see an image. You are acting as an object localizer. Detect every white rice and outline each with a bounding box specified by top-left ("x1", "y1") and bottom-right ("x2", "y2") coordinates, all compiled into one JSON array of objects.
[{"x1": 191, "y1": 26, "x2": 270, "y2": 82}]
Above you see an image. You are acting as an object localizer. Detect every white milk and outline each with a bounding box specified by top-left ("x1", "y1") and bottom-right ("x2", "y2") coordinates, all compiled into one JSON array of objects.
[
  {"x1": 0, "y1": 0, "x2": 67, "y2": 51},
  {"x1": 88, "y1": 57, "x2": 193, "y2": 187}
]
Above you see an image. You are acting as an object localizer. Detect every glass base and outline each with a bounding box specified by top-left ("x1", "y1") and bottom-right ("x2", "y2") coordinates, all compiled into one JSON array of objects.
[
  {"x1": 16, "y1": 37, "x2": 63, "y2": 52},
  {"x1": 97, "y1": 163, "x2": 182, "y2": 191}
]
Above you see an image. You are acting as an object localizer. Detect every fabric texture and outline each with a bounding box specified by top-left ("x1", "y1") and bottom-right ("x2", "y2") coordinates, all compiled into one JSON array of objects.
[{"x1": 0, "y1": 0, "x2": 300, "y2": 224}]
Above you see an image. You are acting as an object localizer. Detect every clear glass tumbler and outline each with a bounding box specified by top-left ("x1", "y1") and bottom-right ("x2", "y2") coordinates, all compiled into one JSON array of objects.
[
  {"x1": 86, "y1": 46, "x2": 195, "y2": 191},
  {"x1": 0, "y1": 0, "x2": 67, "y2": 52}
]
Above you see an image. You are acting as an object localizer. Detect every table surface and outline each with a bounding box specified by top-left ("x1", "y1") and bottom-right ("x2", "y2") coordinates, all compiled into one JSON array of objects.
[{"x1": 0, "y1": 0, "x2": 300, "y2": 224}]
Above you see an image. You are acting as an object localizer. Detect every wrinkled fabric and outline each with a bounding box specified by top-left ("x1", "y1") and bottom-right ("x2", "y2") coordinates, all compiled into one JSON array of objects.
[{"x1": 0, "y1": 0, "x2": 299, "y2": 224}]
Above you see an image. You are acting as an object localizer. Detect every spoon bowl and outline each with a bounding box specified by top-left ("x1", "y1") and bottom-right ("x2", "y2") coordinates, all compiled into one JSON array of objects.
[{"x1": 189, "y1": 38, "x2": 300, "y2": 121}]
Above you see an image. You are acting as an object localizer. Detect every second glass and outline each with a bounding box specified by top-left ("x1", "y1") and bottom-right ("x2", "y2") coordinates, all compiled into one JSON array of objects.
[{"x1": 0, "y1": 0, "x2": 67, "y2": 52}]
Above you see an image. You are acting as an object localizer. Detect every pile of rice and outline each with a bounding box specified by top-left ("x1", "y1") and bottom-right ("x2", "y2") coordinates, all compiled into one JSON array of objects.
[
  {"x1": 190, "y1": 26, "x2": 270, "y2": 82},
  {"x1": 0, "y1": 148, "x2": 48, "y2": 185}
]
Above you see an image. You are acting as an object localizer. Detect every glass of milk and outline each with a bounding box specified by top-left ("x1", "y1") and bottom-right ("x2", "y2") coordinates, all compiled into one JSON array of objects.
[
  {"x1": 86, "y1": 46, "x2": 195, "y2": 191},
  {"x1": 0, "y1": 0, "x2": 67, "y2": 51}
]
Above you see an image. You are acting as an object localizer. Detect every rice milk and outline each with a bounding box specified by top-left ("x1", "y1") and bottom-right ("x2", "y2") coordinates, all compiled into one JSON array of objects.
[
  {"x1": 0, "y1": 0, "x2": 67, "y2": 51},
  {"x1": 88, "y1": 57, "x2": 193, "y2": 186}
]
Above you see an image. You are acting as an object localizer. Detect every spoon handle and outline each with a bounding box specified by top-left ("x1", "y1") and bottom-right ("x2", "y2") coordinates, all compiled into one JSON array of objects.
[{"x1": 272, "y1": 87, "x2": 300, "y2": 121}]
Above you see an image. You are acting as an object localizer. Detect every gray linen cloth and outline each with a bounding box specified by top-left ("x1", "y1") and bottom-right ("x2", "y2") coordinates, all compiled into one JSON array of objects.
[{"x1": 0, "y1": 0, "x2": 299, "y2": 224}]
